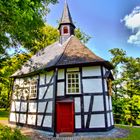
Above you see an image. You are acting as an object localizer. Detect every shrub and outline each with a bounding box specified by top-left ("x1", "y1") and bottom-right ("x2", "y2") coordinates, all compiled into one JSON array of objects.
[{"x1": 0, "y1": 124, "x2": 29, "y2": 140}]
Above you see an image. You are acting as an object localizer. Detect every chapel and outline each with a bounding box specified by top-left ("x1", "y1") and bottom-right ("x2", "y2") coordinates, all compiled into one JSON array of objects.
[{"x1": 9, "y1": 1, "x2": 114, "y2": 135}]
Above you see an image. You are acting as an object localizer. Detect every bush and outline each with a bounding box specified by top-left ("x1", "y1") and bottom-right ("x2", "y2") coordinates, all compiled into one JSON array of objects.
[{"x1": 0, "y1": 124, "x2": 29, "y2": 140}]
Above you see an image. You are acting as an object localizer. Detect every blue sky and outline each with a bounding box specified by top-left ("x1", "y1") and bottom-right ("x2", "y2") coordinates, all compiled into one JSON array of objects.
[{"x1": 46, "y1": 0, "x2": 140, "y2": 60}]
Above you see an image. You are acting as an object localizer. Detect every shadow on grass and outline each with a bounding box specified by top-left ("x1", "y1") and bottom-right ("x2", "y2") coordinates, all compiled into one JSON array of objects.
[{"x1": 0, "y1": 108, "x2": 9, "y2": 119}]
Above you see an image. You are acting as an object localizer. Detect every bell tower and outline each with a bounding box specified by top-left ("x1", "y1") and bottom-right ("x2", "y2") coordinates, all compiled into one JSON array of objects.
[{"x1": 58, "y1": 1, "x2": 76, "y2": 44}]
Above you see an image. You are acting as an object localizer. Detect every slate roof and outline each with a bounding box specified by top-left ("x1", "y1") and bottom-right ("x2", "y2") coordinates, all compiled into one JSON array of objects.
[{"x1": 11, "y1": 35, "x2": 113, "y2": 77}]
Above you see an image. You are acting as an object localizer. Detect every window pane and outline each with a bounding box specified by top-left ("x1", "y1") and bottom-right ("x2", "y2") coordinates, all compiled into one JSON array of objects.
[
  {"x1": 72, "y1": 84, "x2": 75, "y2": 88},
  {"x1": 68, "y1": 84, "x2": 71, "y2": 88},
  {"x1": 68, "y1": 79, "x2": 71, "y2": 83},
  {"x1": 68, "y1": 75, "x2": 71, "y2": 78},
  {"x1": 72, "y1": 89, "x2": 75, "y2": 93},
  {"x1": 76, "y1": 74, "x2": 78, "y2": 78},
  {"x1": 72, "y1": 74, "x2": 75, "y2": 78},
  {"x1": 76, "y1": 89, "x2": 79, "y2": 93},
  {"x1": 68, "y1": 89, "x2": 71, "y2": 93},
  {"x1": 76, "y1": 84, "x2": 79, "y2": 87}
]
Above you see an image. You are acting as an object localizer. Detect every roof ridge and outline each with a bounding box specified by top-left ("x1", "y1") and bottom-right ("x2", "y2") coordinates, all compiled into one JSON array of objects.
[{"x1": 55, "y1": 36, "x2": 73, "y2": 66}]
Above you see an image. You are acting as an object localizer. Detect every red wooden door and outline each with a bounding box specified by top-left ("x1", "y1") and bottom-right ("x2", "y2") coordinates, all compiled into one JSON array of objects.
[{"x1": 56, "y1": 102, "x2": 74, "y2": 133}]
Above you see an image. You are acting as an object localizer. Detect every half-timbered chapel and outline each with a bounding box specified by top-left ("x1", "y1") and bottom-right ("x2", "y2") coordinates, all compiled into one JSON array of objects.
[{"x1": 9, "y1": 1, "x2": 114, "y2": 135}]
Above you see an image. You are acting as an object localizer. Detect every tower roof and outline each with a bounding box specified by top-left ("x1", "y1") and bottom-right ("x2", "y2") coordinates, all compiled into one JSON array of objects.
[{"x1": 58, "y1": 1, "x2": 75, "y2": 28}]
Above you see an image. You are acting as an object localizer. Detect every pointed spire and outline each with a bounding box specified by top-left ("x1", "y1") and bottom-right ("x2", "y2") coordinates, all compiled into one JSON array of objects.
[
  {"x1": 58, "y1": 0, "x2": 75, "y2": 28},
  {"x1": 58, "y1": 1, "x2": 76, "y2": 44}
]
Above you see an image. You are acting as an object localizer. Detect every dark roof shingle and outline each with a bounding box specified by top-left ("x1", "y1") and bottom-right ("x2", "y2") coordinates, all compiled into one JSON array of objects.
[{"x1": 11, "y1": 35, "x2": 113, "y2": 77}]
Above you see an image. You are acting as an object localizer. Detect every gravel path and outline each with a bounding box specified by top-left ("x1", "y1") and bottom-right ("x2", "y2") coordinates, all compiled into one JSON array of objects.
[{"x1": 0, "y1": 120, "x2": 130, "y2": 140}]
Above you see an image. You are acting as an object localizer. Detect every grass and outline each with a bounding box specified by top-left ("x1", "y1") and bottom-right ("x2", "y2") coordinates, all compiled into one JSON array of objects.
[
  {"x1": 0, "y1": 108, "x2": 9, "y2": 120},
  {"x1": 92, "y1": 125, "x2": 140, "y2": 140},
  {"x1": 116, "y1": 125, "x2": 140, "y2": 140}
]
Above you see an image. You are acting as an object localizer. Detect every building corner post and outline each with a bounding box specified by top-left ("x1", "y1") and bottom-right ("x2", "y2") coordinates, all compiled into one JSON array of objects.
[{"x1": 52, "y1": 68, "x2": 58, "y2": 137}]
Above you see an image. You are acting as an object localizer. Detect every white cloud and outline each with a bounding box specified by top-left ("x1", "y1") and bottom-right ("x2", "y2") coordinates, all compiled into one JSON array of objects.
[
  {"x1": 128, "y1": 30, "x2": 140, "y2": 45},
  {"x1": 123, "y1": 6, "x2": 140, "y2": 46}
]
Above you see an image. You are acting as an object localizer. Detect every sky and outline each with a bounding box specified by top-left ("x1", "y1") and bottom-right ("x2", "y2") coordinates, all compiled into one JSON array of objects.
[{"x1": 46, "y1": 0, "x2": 140, "y2": 60}]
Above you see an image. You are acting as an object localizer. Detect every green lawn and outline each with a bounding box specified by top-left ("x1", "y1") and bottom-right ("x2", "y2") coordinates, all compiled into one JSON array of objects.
[
  {"x1": 116, "y1": 126, "x2": 140, "y2": 140},
  {"x1": 93, "y1": 125, "x2": 140, "y2": 140},
  {"x1": 0, "y1": 108, "x2": 9, "y2": 120}
]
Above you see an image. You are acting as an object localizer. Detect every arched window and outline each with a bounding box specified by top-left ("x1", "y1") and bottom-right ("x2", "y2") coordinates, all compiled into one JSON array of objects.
[{"x1": 63, "y1": 26, "x2": 68, "y2": 34}]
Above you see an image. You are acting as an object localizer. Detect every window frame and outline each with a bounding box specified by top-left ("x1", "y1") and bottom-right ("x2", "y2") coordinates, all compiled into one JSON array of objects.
[{"x1": 66, "y1": 72, "x2": 81, "y2": 95}]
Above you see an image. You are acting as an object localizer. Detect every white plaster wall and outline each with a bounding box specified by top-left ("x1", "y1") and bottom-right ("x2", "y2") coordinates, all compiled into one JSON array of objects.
[
  {"x1": 10, "y1": 113, "x2": 19, "y2": 122},
  {"x1": 21, "y1": 102, "x2": 27, "y2": 112},
  {"x1": 39, "y1": 87, "x2": 47, "y2": 99},
  {"x1": 106, "y1": 96, "x2": 109, "y2": 111},
  {"x1": 46, "y1": 71, "x2": 54, "y2": 84},
  {"x1": 84, "y1": 115, "x2": 88, "y2": 127},
  {"x1": 11, "y1": 102, "x2": 15, "y2": 112},
  {"x1": 14, "y1": 78, "x2": 20, "y2": 85},
  {"x1": 104, "y1": 79, "x2": 108, "y2": 92},
  {"x1": 74, "y1": 97, "x2": 81, "y2": 113},
  {"x1": 38, "y1": 102, "x2": 46, "y2": 113},
  {"x1": 103, "y1": 67, "x2": 107, "y2": 75},
  {"x1": 19, "y1": 78, "x2": 24, "y2": 87},
  {"x1": 12, "y1": 94, "x2": 17, "y2": 100},
  {"x1": 109, "y1": 96, "x2": 112, "y2": 110},
  {"x1": 37, "y1": 115, "x2": 43, "y2": 126},
  {"x1": 40, "y1": 74, "x2": 45, "y2": 85},
  {"x1": 57, "y1": 82, "x2": 64, "y2": 96},
  {"x1": 90, "y1": 114, "x2": 105, "y2": 128},
  {"x1": 19, "y1": 114, "x2": 26, "y2": 123},
  {"x1": 46, "y1": 101, "x2": 52, "y2": 113},
  {"x1": 82, "y1": 66, "x2": 101, "y2": 77},
  {"x1": 44, "y1": 85, "x2": 53, "y2": 99},
  {"x1": 92, "y1": 96, "x2": 104, "y2": 111},
  {"x1": 58, "y1": 69, "x2": 64, "y2": 79},
  {"x1": 43, "y1": 116, "x2": 52, "y2": 127},
  {"x1": 84, "y1": 96, "x2": 90, "y2": 112},
  {"x1": 111, "y1": 112, "x2": 114, "y2": 125},
  {"x1": 27, "y1": 115, "x2": 36, "y2": 125},
  {"x1": 83, "y1": 79, "x2": 102, "y2": 93},
  {"x1": 107, "y1": 113, "x2": 111, "y2": 127},
  {"x1": 14, "y1": 101, "x2": 20, "y2": 111},
  {"x1": 28, "y1": 103, "x2": 37, "y2": 112},
  {"x1": 67, "y1": 67, "x2": 79, "y2": 72},
  {"x1": 75, "y1": 115, "x2": 81, "y2": 128}
]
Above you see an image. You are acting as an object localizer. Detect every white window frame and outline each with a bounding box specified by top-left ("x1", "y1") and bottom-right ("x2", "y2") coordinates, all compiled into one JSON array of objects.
[{"x1": 66, "y1": 72, "x2": 81, "y2": 95}]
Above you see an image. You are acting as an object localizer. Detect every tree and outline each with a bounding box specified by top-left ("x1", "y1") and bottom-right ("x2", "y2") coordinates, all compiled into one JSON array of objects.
[
  {"x1": 0, "y1": 0, "x2": 58, "y2": 59},
  {"x1": 109, "y1": 48, "x2": 140, "y2": 125}
]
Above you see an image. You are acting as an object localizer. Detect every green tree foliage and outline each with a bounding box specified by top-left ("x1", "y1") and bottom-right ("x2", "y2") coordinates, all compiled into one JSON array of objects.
[
  {"x1": 0, "y1": 53, "x2": 30, "y2": 108},
  {"x1": 0, "y1": 0, "x2": 58, "y2": 58},
  {"x1": 109, "y1": 48, "x2": 140, "y2": 125},
  {"x1": 75, "y1": 28, "x2": 91, "y2": 44}
]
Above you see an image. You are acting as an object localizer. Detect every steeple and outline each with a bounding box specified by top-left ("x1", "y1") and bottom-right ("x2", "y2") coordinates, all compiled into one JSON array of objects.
[{"x1": 58, "y1": 1, "x2": 76, "y2": 44}]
